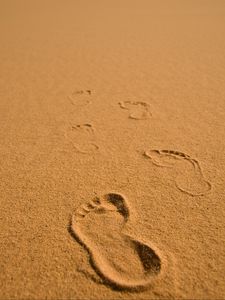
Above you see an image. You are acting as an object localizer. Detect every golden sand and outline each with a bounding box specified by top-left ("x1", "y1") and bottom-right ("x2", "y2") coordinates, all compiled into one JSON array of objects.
[{"x1": 0, "y1": 1, "x2": 225, "y2": 299}]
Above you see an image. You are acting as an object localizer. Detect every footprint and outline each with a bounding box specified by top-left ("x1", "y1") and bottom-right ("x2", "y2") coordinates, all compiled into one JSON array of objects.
[
  {"x1": 119, "y1": 101, "x2": 151, "y2": 120},
  {"x1": 70, "y1": 193, "x2": 166, "y2": 291},
  {"x1": 65, "y1": 123, "x2": 99, "y2": 154},
  {"x1": 68, "y1": 90, "x2": 92, "y2": 107},
  {"x1": 144, "y1": 149, "x2": 212, "y2": 196}
]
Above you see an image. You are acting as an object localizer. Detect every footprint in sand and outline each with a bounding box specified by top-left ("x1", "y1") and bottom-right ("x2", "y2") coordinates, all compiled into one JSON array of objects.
[
  {"x1": 68, "y1": 89, "x2": 92, "y2": 107},
  {"x1": 119, "y1": 101, "x2": 151, "y2": 120},
  {"x1": 70, "y1": 193, "x2": 166, "y2": 291},
  {"x1": 144, "y1": 149, "x2": 212, "y2": 196},
  {"x1": 65, "y1": 123, "x2": 99, "y2": 154}
]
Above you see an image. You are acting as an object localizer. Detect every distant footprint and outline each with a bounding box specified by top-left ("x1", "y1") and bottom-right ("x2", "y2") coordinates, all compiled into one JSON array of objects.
[
  {"x1": 119, "y1": 101, "x2": 151, "y2": 120},
  {"x1": 144, "y1": 149, "x2": 211, "y2": 196},
  {"x1": 70, "y1": 193, "x2": 166, "y2": 291},
  {"x1": 66, "y1": 124, "x2": 99, "y2": 154},
  {"x1": 68, "y1": 90, "x2": 92, "y2": 107}
]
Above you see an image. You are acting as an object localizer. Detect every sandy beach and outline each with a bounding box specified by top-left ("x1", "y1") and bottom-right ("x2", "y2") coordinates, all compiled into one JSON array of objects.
[{"x1": 0, "y1": 1, "x2": 225, "y2": 299}]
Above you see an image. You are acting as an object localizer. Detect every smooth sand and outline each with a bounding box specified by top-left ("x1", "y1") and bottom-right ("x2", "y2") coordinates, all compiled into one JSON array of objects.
[{"x1": 1, "y1": 1, "x2": 225, "y2": 299}]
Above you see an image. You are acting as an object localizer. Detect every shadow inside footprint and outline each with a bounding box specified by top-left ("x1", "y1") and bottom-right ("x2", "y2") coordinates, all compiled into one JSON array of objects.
[
  {"x1": 70, "y1": 193, "x2": 165, "y2": 292},
  {"x1": 105, "y1": 193, "x2": 130, "y2": 221},
  {"x1": 134, "y1": 241, "x2": 161, "y2": 274}
]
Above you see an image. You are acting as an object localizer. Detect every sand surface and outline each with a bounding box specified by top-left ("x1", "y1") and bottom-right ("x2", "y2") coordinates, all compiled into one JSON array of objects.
[{"x1": 1, "y1": 1, "x2": 225, "y2": 299}]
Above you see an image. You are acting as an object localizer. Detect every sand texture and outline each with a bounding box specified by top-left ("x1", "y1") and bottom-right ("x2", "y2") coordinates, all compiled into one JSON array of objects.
[{"x1": 0, "y1": 1, "x2": 225, "y2": 299}]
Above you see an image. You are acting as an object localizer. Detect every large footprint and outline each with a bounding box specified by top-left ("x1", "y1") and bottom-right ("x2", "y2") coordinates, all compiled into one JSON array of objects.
[
  {"x1": 70, "y1": 193, "x2": 166, "y2": 291},
  {"x1": 144, "y1": 149, "x2": 212, "y2": 196},
  {"x1": 119, "y1": 101, "x2": 151, "y2": 120},
  {"x1": 65, "y1": 123, "x2": 99, "y2": 154}
]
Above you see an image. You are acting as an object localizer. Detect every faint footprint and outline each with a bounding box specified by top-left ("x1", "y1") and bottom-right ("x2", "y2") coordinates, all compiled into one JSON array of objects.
[
  {"x1": 68, "y1": 90, "x2": 92, "y2": 107},
  {"x1": 119, "y1": 101, "x2": 151, "y2": 120},
  {"x1": 65, "y1": 123, "x2": 99, "y2": 154},
  {"x1": 144, "y1": 149, "x2": 212, "y2": 196},
  {"x1": 70, "y1": 193, "x2": 166, "y2": 291}
]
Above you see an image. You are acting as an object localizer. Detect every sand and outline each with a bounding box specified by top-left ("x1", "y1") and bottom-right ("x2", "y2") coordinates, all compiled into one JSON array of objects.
[{"x1": 0, "y1": 0, "x2": 225, "y2": 299}]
